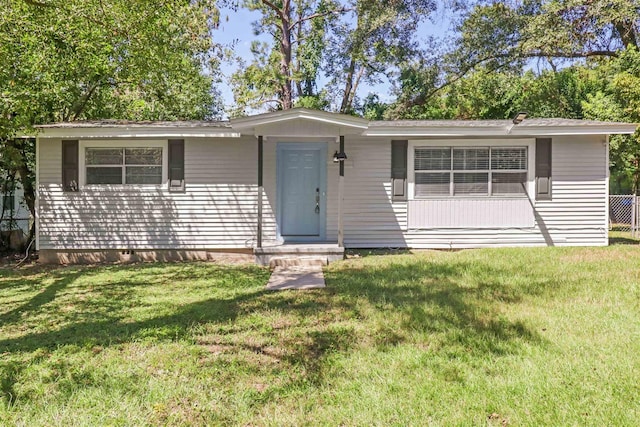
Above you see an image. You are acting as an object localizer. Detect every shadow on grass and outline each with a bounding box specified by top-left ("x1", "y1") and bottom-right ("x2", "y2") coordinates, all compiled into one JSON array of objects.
[
  {"x1": 0, "y1": 268, "x2": 90, "y2": 325},
  {"x1": 346, "y1": 248, "x2": 412, "y2": 258},
  {"x1": 0, "y1": 257, "x2": 553, "y2": 403},
  {"x1": 325, "y1": 259, "x2": 551, "y2": 355},
  {"x1": 609, "y1": 236, "x2": 640, "y2": 245},
  {"x1": 0, "y1": 263, "x2": 269, "y2": 352}
]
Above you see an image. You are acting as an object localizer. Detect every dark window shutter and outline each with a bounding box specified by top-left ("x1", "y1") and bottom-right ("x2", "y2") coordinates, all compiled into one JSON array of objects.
[
  {"x1": 168, "y1": 139, "x2": 185, "y2": 191},
  {"x1": 535, "y1": 138, "x2": 552, "y2": 200},
  {"x1": 62, "y1": 140, "x2": 79, "y2": 192},
  {"x1": 391, "y1": 140, "x2": 408, "y2": 201}
]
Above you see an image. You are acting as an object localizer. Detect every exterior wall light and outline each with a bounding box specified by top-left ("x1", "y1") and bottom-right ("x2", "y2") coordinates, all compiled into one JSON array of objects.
[
  {"x1": 512, "y1": 112, "x2": 528, "y2": 124},
  {"x1": 333, "y1": 151, "x2": 347, "y2": 163}
]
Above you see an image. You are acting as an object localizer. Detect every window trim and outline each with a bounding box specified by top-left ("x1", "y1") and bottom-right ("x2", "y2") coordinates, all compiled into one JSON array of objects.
[
  {"x1": 408, "y1": 139, "x2": 535, "y2": 200},
  {"x1": 79, "y1": 140, "x2": 168, "y2": 187}
]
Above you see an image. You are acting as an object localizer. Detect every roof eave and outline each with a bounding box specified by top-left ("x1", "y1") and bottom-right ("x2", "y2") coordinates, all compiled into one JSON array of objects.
[
  {"x1": 364, "y1": 124, "x2": 638, "y2": 137},
  {"x1": 36, "y1": 127, "x2": 240, "y2": 139},
  {"x1": 509, "y1": 124, "x2": 638, "y2": 136},
  {"x1": 362, "y1": 127, "x2": 510, "y2": 137}
]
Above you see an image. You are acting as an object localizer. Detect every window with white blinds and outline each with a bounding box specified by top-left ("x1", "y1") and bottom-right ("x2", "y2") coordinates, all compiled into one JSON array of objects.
[
  {"x1": 86, "y1": 147, "x2": 163, "y2": 185},
  {"x1": 414, "y1": 146, "x2": 527, "y2": 197}
]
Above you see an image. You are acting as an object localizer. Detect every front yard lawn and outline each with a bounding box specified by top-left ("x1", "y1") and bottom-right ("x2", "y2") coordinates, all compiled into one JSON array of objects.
[{"x1": 1, "y1": 246, "x2": 639, "y2": 425}]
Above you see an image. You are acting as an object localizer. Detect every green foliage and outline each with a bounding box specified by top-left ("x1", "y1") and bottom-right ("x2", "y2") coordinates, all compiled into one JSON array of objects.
[
  {"x1": 229, "y1": 41, "x2": 285, "y2": 116},
  {"x1": 359, "y1": 93, "x2": 388, "y2": 120},
  {"x1": 295, "y1": 93, "x2": 331, "y2": 110},
  {"x1": 387, "y1": 66, "x2": 593, "y2": 120},
  {"x1": 1, "y1": 0, "x2": 221, "y2": 134},
  {"x1": 0, "y1": 0, "x2": 222, "y2": 233},
  {"x1": 449, "y1": 0, "x2": 639, "y2": 78},
  {"x1": 582, "y1": 47, "x2": 640, "y2": 193}
]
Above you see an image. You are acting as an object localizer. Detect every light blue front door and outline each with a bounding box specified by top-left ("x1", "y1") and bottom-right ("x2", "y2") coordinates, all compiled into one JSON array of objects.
[{"x1": 277, "y1": 144, "x2": 326, "y2": 241}]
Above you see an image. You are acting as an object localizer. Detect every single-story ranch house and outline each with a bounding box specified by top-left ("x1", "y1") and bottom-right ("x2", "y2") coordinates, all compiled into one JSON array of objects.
[{"x1": 34, "y1": 108, "x2": 637, "y2": 264}]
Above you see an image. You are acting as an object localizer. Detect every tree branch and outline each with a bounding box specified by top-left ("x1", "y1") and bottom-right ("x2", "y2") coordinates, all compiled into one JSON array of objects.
[
  {"x1": 289, "y1": 7, "x2": 353, "y2": 31},
  {"x1": 524, "y1": 50, "x2": 619, "y2": 59},
  {"x1": 255, "y1": 98, "x2": 283, "y2": 107},
  {"x1": 261, "y1": 0, "x2": 286, "y2": 20},
  {"x1": 71, "y1": 80, "x2": 102, "y2": 121},
  {"x1": 423, "y1": 48, "x2": 620, "y2": 104}
]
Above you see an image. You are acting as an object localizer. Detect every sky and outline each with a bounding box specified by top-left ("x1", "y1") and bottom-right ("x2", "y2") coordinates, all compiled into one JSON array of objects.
[{"x1": 212, "y1": 5, "x2": 458, "y2": 114}]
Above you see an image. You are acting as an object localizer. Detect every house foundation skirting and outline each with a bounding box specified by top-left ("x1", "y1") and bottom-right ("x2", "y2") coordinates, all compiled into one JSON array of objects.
[{"x1": 38, "y1": 249, "x2": 254, "y2": 265}]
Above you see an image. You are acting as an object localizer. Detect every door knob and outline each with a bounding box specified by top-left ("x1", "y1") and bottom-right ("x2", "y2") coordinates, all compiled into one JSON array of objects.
[{"x1": 315, "y1": 188, "x2": 320, "y2": 213}]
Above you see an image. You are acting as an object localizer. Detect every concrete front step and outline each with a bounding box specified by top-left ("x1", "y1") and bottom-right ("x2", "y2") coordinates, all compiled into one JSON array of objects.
[
  {"x1": 254, "y1": 243, "x2": 344, "y2": 266},
  {"x1": 268, "y1": 257, "x2": 328, "y2": 269}
]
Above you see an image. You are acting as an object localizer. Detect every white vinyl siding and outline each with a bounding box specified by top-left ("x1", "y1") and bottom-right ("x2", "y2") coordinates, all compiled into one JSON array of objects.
[
  {"x1": 38, "y1": 137, "x2": 260, "y2": 250},
  {"x1": 345, "y1": 135, "x2": 608, "y2": 248},
  {"x1": 408, "y1": 199, "x2": 535, "y2": 228},
  {"x1": 37, "y1": 132, "x2": 609, "y2": 252},
  {"x1": 343, "y1": 136, "x2": 408, "y2": 247}
]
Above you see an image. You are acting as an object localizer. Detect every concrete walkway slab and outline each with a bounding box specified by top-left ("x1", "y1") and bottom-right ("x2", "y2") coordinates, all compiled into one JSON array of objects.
[{"x1": 266, "y1": 266, "x2": 326, "y2": 290}]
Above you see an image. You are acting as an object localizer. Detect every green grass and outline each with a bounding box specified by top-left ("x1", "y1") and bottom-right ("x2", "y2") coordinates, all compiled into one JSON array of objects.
[
  {"x1": 1, "y1": 247, "x2": 639, "y2": 426},
  {"x1": 610, "y1": 229, "x2": 640, "y2": 245}
]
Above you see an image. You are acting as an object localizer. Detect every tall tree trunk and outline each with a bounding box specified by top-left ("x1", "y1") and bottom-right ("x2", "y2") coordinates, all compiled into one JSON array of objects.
[
  {"x1": 280, "y1": 0, "x2": 293, "y2": 109},
  {"x1": 294, "y1": 11, "x2": 303, "y2": 98},
  {"x1": 347, "y1": 65, "x2": 365, "y2": 110},
  {"x1": 340, "y1": 8, "x2": 363, "y2": 114},
  {"x1": 340, "y1": 58, "x2": 356, "y2": 113}
]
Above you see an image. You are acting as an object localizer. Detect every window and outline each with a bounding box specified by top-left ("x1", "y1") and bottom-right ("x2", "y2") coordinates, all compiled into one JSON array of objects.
[
  {"x1": 414, "y1": 148, "x2": 451, "y2": 197},
  {"x1": 2, "y1": 180, "x2": 15, "y2": 212},
  {"x1": 85, "y1": 147, "x2": 163, "y2": 185},
  {"x1": 453, "y1": 148, "x2": 489, "y2": 195},
  {"x1": 491, "y1": 147, "x2": 528, "y2": 196},
  {"x1": 414, "y1": 146, "x2": 527, "y2": 197}
]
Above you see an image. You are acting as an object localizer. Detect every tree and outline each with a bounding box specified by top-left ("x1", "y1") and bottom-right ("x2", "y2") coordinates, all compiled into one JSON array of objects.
[
  {"x1": 326, "y1": 0, "x2": 436, "y2": 114},
  {"x1": 583, "y1": 48, "x2": 640, "y2": 193},
  {"x1": 229, "y1": 0, "x2": 348, "y2": 113},
  {"x1": 445, "y1": 0, "x2": 639, "y2": 85},
  {"x1": 229, "y1": 0, "x2": 439, "y2": 114},
  {"x1": 1, "y1": 0, "x2": 223, "y2": 243},
  {"x1": 385, "y1": 64, "x2": 594, "y2": 120}
]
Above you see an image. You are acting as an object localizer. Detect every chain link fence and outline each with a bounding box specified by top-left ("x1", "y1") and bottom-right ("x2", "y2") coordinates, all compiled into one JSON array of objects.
[{"x1": 609, "y1": 195, "x2": 639, "y2": 239}]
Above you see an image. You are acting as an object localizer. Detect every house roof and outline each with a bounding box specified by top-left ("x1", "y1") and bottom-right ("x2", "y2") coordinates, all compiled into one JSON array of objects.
[
  {"x1": 230, "y1": 108, "x2": 369, "y2": 131},
  {"x1": 368, "y1": 118, "x2": 624, "y2": 128},
  {"x1": 35, "y1": 120, "x2": 238, "y2": 139},
  {"x1": 36, "y1": 120, "x2": 231, "y2": 128},
  {"x1": 34, "y1": 109, "x2": 638, "y2": 138},
  {"x1": 366, "y1": 118, "x2": 638, "y2": 137}
]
